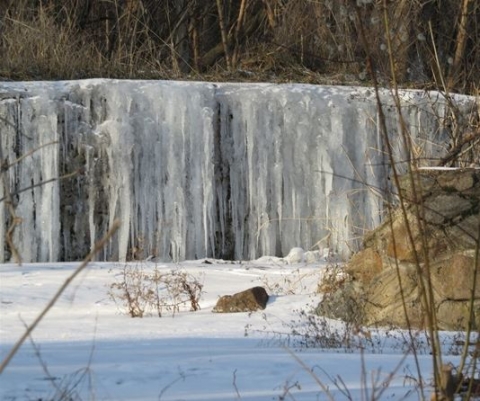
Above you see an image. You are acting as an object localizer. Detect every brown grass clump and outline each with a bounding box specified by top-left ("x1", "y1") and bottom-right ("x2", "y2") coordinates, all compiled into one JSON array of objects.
[{"x1": 0, "y1": 0, "x2": 171, "y2": 80}]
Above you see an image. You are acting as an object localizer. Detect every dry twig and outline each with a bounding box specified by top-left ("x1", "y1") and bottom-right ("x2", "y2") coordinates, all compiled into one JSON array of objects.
[{"x1": 0, "y1": 220, "x2": 121, "y2": 374}]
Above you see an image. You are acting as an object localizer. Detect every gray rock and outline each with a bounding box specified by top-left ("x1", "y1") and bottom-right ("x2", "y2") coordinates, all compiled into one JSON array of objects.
[{"x1": 213, "y1": 286, "x2": 269, "y2": 313}]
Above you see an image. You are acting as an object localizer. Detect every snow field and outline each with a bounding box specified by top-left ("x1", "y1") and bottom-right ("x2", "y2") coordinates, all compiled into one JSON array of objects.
[{"x1": 0, "y1": 258, "x2": 467, "y2": 400}]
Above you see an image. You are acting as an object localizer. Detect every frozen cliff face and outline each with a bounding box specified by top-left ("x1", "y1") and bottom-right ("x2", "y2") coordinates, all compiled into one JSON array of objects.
[{"x1": 0, "y1": 80, "x2": 474, "y2": 262}]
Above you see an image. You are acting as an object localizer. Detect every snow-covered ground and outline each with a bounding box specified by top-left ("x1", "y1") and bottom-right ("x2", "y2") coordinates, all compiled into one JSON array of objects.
[{"x1": 0, "y1": 256, "x2": 465, "y2": 401}]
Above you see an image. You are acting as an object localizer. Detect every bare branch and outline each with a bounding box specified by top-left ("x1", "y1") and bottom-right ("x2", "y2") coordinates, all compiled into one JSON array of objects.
[
  {"x1": 0, "y1": 220, "x2": 121, "y2": 375},
  {"x1": 5, "y1": 141, "x2": 59, "y2": 170},
  {"x1": 0, "y1": 169, "x2": 79, "y2": 204}
]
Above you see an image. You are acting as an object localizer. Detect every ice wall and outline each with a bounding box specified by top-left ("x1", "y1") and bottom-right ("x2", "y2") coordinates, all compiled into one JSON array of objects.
[{"x1": 0, "y1": 80, "x2": 472, "y2": 262}]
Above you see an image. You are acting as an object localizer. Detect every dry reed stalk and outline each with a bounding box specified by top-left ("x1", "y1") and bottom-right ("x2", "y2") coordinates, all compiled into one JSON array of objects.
[
  {"x1": 0, "y1": 220, "x2": 121, "y2": 374},
  {"x1": 215, "y1": 0, "x2": 231, "y2": 70},
  {"x1": 447, "y1": 0, "x2": 472, "y2": 91}
]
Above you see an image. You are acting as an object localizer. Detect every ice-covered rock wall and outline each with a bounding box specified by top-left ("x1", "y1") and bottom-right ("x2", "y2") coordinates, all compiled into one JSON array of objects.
[{"x1": 0, "y1": 80, "x2": 473, "y2": 262}]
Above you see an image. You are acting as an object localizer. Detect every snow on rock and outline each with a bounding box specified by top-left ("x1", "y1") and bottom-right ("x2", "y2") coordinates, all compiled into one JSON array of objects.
[
  {"x1": 0, "y1": 80, "x2": 475, "y2": 262},
  {"x1": 283, "y1": 247, "x2": 305, "y2": 264}
]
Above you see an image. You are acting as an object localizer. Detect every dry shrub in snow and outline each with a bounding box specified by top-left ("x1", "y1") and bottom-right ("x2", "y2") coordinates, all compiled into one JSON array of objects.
[{"x1": 108, "y1": 264, "x2": 204, "y2": 318}]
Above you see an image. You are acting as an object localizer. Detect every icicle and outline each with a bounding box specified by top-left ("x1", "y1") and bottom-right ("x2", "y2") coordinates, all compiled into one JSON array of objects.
[{"x1": 0, "y1": 80, "x2": 472, "y2": 262}]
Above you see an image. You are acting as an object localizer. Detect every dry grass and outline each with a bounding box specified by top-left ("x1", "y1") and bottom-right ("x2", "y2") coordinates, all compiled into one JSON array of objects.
[
  {"x1": 0, "y1": 0, "x2": 478, "y2": 93},
  {"x1": 0, "y1": 1, "x2": 171, "y2": 80}
]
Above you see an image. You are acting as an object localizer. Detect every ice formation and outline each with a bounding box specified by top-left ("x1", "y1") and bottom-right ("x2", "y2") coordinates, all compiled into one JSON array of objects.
[{"x1": 0, "y1": 80, "x2": 475, "y2": 262}]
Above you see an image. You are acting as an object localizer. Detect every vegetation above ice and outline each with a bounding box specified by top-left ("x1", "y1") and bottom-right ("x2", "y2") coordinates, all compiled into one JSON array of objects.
[{"x1": 0, "y1": 0, "x2": 478, "y2": 94}]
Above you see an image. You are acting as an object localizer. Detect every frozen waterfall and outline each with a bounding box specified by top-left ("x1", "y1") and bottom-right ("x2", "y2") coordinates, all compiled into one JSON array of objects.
[{"x1": 0, "y1": 80, "x2": 473, "y2": 262}]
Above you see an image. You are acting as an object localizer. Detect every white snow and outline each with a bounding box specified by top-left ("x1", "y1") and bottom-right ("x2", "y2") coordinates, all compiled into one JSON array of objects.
[
  {"x1": 0, "y1": 252, "x2": 468, "y2": 401},
  {"x1": 1, "y1": 80, "x2": 477, "y2": 263}
]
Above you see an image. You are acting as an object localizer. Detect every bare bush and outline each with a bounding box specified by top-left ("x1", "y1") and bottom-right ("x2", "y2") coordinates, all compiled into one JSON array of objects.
[
  {"x1": 108, "y1": 264, "x2": 204, "y2": 318},
  {"x1": 317, "y1": 263, "x2": 348, "y2": 294}
]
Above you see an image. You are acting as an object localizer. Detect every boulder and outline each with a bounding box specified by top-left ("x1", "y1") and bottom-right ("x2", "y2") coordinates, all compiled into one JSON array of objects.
[
  {"x1": 317, "y1": 169, "x2": 480, "y2": 330},
  {"x1": 362, "y1": 263, "x2": 425, "y2": 328},
  {"x1": 213, "y1": 286, "x2": 269, "y2": 313},
  {"x1": 430, "y1": 252, "x2": 480, "y2": 300}
]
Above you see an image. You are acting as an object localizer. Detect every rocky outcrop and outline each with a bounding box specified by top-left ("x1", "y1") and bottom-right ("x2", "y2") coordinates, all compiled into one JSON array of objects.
[
  {"x1": 317, "y1": 169, "x2": 480, "y2": 330},
  {"x1": 212, "y1": 287, "x2": 269, "y2": 313}
]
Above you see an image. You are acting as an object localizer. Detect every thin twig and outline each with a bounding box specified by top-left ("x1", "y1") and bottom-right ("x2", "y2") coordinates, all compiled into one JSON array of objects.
[
  {"x1": 0, "y1": 115, "x2": 18, "y2": 130},
  {"x1": 232, "y1": 0, "x2": 248, "y2": 68},
  {"x1": 215, "y1": 0, "x2": 231, "y2": 70},
  {"x1": 0, "y1": 169, "x2": 79, "y2": 203},
  {"x1": 0, "y1": 220, "x2": 121, "y2": 374},
  {"x1": 5, "y1": 141, "x2": 59, "y2": 170},
  {"x1": 24, "y1": 320, "x2": 62, "y2": 394},
  {"x1": 284, "y1": 347, "x2": 335, "y2": 401},
  {"x1": 0, "y1": 139, "x2": 21, "y2": 263},
  {"x1": 436, "y1": 128, "x2": 480, "y2": 167},
  {"x1": 447, "y1": 0, "x2": 472, "y2": 91}
]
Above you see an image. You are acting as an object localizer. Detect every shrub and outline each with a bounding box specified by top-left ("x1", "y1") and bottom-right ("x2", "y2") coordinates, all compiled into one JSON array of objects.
[{"x1": 108, "y1": 264, "x2": 204, "y2": 318}]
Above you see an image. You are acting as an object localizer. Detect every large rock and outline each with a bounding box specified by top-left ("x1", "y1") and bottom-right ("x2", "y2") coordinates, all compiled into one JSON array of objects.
[
  {"x1": 362, "y1": 262, "x2": 424, "y2": 328},
  {"x1": 317, "y1": 169, "x2": 480, "y2": 330},
  {"x1": 212, "y1": 287, "x2": 269, "y2": 313}
]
